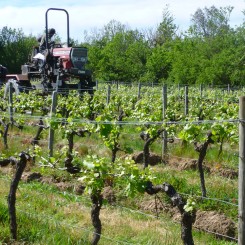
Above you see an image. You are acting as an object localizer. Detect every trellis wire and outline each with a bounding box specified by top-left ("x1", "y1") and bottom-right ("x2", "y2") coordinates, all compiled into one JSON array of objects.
[
  {"x1": 2, "y1": 112, "x2": 240, "y2": 125},
  {"x1": 0, "y1": 175, "x2": 238, "y2": 242},
  {"x1": 1, "y1": 83, "x2": 242, "y2": 243}
]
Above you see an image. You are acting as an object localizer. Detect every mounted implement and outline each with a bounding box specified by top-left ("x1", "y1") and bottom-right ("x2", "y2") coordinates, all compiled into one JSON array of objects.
[{"x1": 6, "y1": 8, "x2": 95, "y2": 94}]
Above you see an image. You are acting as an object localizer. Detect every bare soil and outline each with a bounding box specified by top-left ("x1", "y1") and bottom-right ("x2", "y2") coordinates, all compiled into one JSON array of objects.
[
  {"x1": 1, "y1": 151, "x2": 238, "y2": 242},
  {"x1": 132, "y1": 152, "x2": 238, "y2": 179},
  {"x1": 139, "y1": 197, "x2": 237, "y2": 240}
]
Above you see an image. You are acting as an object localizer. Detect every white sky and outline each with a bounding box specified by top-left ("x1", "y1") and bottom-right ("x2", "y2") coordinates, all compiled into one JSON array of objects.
[{"x1": 0, "y1": 0, "x2": 244, "y2": 42}]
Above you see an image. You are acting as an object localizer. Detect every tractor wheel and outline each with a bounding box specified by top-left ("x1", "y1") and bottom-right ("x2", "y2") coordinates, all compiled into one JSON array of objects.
[
  {"x1": 78, "y1": 76, "x2": 95, "y2": 95},
  {"x1": 4, "y1": 79, "x2": 20, "y2": 99}
]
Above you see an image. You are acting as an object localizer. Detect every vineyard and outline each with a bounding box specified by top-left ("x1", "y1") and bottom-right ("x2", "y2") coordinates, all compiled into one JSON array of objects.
[{"x1": 0, "y1": 82, "x2": 241, "y2": 244}]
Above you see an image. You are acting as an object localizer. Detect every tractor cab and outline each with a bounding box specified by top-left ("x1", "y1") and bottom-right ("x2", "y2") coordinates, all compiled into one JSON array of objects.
[{"x1": 5, "y1": 8, "x2": 95, "y2": 94}]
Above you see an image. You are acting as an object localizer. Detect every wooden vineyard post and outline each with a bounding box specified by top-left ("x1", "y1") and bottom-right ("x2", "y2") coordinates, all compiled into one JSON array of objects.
[
  {"x1": 48, "y1": 91, "x2": 57, "y2": 157},
  {"x1": 8, "y1": 82, "x2": 13, "y2": 124},
  {"x1": 106, "y1": 84, "x2": 111, "y2": 105},
  {"x1": 138, "y1": 82, "x2": 141, "y2": 100},
  {"x1": 200, "y1": 84, "x2": 203, "y2": 98},
  {"x1": 228, "y1": 84, "x2": 230, "y2": 93},
  {"x1": 162, "y1": 84, "x2": 168, "y2": 161},
  {"x1": 239, "y1": 96, "x2": 245, "y2": 245},
  {"x1": 185, "y1": 85, "x2": 189, "y2": 116}
]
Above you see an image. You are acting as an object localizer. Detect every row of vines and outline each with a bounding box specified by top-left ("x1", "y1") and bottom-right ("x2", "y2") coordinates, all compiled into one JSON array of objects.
[{"x1": 0, "y1": 83, "x2": 240, "y2": 244}]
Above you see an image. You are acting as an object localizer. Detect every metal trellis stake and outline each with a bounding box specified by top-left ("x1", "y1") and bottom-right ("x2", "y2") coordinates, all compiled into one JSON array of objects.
[
  {"x1": 184, "y1": 85, "x2": 189, "y2": 116},
  {"x1": 162, "y1": 84, "x2": 168, "y2": 161},
  {"x1": 106, "y1": 84, "x2": 111, "y2": 105},
  {"x1": 239, "y1": 96, "x2": 245, "y2": 245},
  {"x1": 48, "y1": 91, "x2": 57, "y2": 157},
  {"x1": 9, "y1": 82, "x2": 13, "y2": 124},
  {"x1": 138, "y1": 82, "x2": 141, "y2": 100}
]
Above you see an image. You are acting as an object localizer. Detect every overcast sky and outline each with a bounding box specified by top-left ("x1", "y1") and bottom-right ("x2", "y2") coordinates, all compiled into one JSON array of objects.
[{"x1": 0, "y1": 0, "x2": 244, "y2": 42}]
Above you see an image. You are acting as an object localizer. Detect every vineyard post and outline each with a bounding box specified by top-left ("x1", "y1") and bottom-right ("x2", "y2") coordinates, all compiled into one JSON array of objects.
[
  {"x1": 200, "y1": 84, "x2": 203, "y2": 98},
  {"x1": 106, "y1": 84, "x2": 111, "y2": 105},
  {"x1": 162, "y1": 85, "x2": 168, "y2": 160},
  {"x1": 8, "y1": 82, "x2": 13, "y2": 124},
  {"x1": 185, "y1": 85, "x2": 189, "y2": 116},
  {"x1": 138, "y1": 82, "x2": 141, "y2": 100},
  {"x1": 177, "y1": 83, "x2": 180, "y2": 101},
  {"x1": 239, "y1": 96, "x2": 245, "y2": 245},
  {"x1": 48, "y1": 91, "x2": 57, "y2": 157}
]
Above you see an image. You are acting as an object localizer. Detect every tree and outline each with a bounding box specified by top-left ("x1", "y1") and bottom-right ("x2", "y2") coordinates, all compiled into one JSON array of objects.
[
  {"x1": 189, "y1": 5, "x2": 233, "y2": 38},
  {"x1": 155, "y1": 5, "x2": 178, "y2": 45},
  {"x1": 103, "y1": 20, "x2": 128, "y2": 42},
  {"x1": 83, "y1": 20, "x2": 130, "y2": 81},
  {"x1": 97, "y1": 29, "x2": 150, "y2": 82},
  {"x1": 81, "y1": 6, "x2": 245, "y2": 86},
  {"x1": 168, "y1": 6, "x2": 239, "y2": 86},
  {"x1": 229, "y1": 25, "x2": 245, "y2": 85},
  {"x1": 0, "y1": 26, "x2": 36, "y2": 73},
  {"x1": 144, "y1": 42, "x2": 172, "y2": 83},
  {"x1": 167, "y1": 37, "x2": 203, "y2": 85},
  {"x1": 145, "y1": 5, "x2": 178, "y2": 47}
]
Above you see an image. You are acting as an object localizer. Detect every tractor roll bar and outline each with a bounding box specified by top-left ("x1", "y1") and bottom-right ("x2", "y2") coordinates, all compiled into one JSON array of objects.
[{"x1": 45, "y1": 8, "x2": 70, "y2": 48}]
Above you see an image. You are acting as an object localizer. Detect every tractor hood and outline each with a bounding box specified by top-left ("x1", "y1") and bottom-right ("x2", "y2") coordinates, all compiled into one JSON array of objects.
[
  {"x1": 52, "y1": 47, "x2": 88, "y2": 70},
  {"x1": 52, "y1": 47, "x2": 71, "y2": 58}
]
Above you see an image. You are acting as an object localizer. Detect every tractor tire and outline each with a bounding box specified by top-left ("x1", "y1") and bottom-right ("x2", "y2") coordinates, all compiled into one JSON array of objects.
[{"x1": 78, "y1": 75, "x2": 95, "y2": 95}]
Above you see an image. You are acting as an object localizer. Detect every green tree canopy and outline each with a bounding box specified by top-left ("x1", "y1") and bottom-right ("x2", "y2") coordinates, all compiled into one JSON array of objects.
[{"x1": 0, "y1": 26, "x2": 36, "y2": 73}]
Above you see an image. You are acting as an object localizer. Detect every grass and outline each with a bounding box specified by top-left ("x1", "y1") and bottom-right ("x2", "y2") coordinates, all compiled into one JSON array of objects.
[
  {"x1": 168, "y1": 141, "x2": 238, "y2": 170},
  {"x1": 0, "y1": 174, "x2": 237, "y2": 245},
  {"x1": 0, "y1": 105, "x2": 239, "y2": 244},
  {"x1": 151, "y1": 164, "x2": 238, "y2": 220},
  {"x1": 0, "y1": 175, "x2": 182, "y2": 244}
]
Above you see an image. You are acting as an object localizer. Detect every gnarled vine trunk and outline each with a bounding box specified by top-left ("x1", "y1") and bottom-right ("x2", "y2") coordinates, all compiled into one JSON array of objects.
[
  {"x1": 91, "y1": 192, "x2": 103, "y2": 245},
  {"x1": 111, "y1": 110, "x2": 124, "y2": 163},
  {"x1": 1, "y1": 120, "x2": 10, "y2": 149},
  {"x1": 65, "y1": 129, "x2": 89, "y2": 173},
  {"x1": 8, "y1": 152, "x2": 30, "y2": 240},
  {"x1": 145, "y1": 181, "x2": 195, "y2": 245},
  {"x1": 194, "y1": 132, "x2": 214, "y2": 197},
  {"x1": 140, "y1": 129, "x2": 164, "y2": 168},
  {"x1": 31, "y1": 118, "x2": 46, "y2": 145}
]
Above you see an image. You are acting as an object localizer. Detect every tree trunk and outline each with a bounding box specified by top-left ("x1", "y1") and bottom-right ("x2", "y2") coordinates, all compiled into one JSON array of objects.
[
  {"x1": 31, "y1": 119, "x2": 45, "y2": 145},
  {"x1": 65, "y1": 132, "x2": 75, "y2": 169},
  {"x1": 141, "y1": 129, "x2": 164, "y2": 169},
  {"x1": 8, "y1": 152, "x2": 29, "y2": 240},
  {"x1": 91, "y1": 192, "x2": 103, "y2": 245},
  {"x1": 65, "y1": 129, "x2": 89, "y2": 174},
  {"x1": 111, "y1": 140, "x2": 120, "y2": 163},
  {"x1": 182, "y1": 212, "x2": 195, "y2": 245},
  {"x1": 143, "y1": 139, "x2": 152, "y2": 168},
  {"x1": 111, "y1": 110, "x2": 124, "y2": 163},
  {"x1": 194, "y1": 132, "x2": 214, "y2": 197},
  {"x1": 0, "y1": 156, "x2": 17, "y2": 167},
  {"x1": 2, "y1": 121, "x2": 9, "y2": 149},
  {"x1": 145, "y1": 181, "x2": 195, "y2": 245}
]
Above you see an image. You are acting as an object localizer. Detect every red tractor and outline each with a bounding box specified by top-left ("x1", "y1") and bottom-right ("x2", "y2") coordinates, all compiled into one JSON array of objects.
[{"x1": 5, "y1": 8, "x2": 95, "y2": 94}]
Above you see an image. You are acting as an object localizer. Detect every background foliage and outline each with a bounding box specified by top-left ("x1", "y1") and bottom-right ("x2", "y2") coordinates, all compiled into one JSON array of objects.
[{"x1": 0, "y1": 5, "x2": 245, "y2": 85}]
